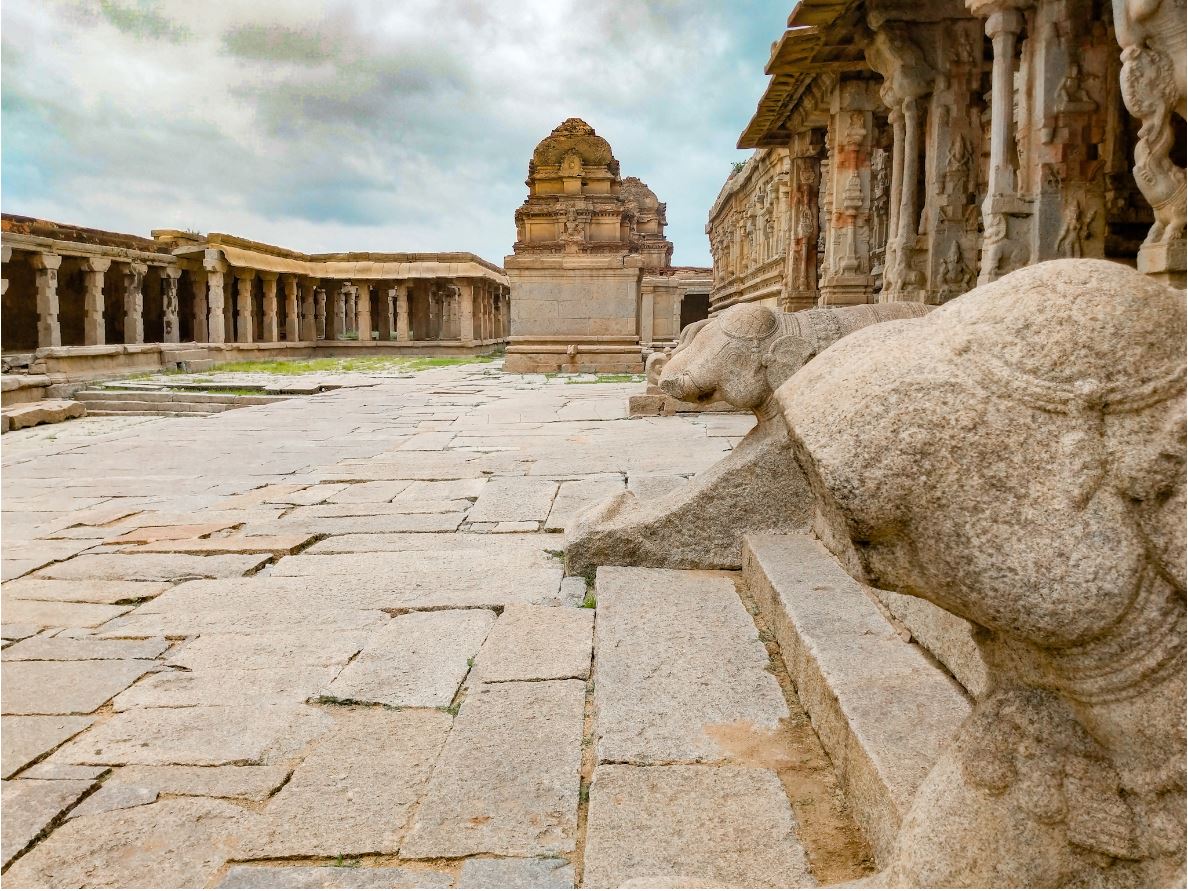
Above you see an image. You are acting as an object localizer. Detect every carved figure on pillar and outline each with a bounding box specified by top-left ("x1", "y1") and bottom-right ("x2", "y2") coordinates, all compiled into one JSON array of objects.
[
  {"x1": 122, "y1": 262, "x2": 147, "y2": 345},
  {"x1": 161, "y1": 267, "x2": 181, "y2": 344}
]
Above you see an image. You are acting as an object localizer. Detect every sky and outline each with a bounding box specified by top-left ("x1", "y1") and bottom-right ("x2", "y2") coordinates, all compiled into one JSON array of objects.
[{"x1": 1, "y1": 0, "x2": 790, "y2": 267}]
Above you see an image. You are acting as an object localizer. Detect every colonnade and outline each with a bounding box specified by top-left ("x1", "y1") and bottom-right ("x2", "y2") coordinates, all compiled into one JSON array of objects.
[{"x1": 1, "y1": 241, "x2": 512, "y2": 351}]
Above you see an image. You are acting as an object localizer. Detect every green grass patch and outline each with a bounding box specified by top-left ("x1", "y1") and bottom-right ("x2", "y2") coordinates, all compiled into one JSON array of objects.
[
  {"x1": 581, "y1": 589, "x2": 597, "y2": 609},
  {"x1": 188, "y1": 354, "x2": 497, "y2": 376}
]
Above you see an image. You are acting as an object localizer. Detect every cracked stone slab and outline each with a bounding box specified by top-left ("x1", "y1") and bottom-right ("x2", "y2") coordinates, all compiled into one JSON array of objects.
[
  {"x1": 114, "y1": 665, "x2": 339, "y2": 710},
  {"x1": 67, "y1": 780, "x2": 158, "y2": 818},
  {"x1": 323, "y1": 609, "x2": 494, "y2": 707},
  {"x1": 400, "y1": 679, "x2": 585, "y2": 859},
  {"x1": 216, "y1": 866, "x2": 454, "y2": 888},
  {"x1": 2, "y1": 777, "x2": 96, "y2": 867},
  {"x1": 2, "y1": 715, "x2": 95, "y2": 778},
  {"x1": 1, "y1": 578, "x2": 169, "y2": 604},
  {"x1": 467, "y1": 478, "x2": 559, "y2": 523},
  {"x1": 53, "y1": 705, "x2": 333, "y2": 766},
  {"x1": 326, "y1": 481, "x2": 414, "y2": 503},
  {"x1": 104, "y1": 522, "x2": 238, "y2": 545},
  {"x1": 1, "y1": 660, "x2": 157, "y2": 715},
  {"x1": 583, "y1": 764, "x2": 814, "y2": 889},
  {"x1": 474, "y1": 605, "x2": 593, "y2": 683},
  {"x1": 2, "y1": 797, "x2": 252, "y2": 888},
  {"x1": 544, "y1": 477, "x2": 626, "y2": 533},
  {"x1": 241, "y1": 709, "x2": 452, "y2": 858},
  {"x1": 112, "y1": 764, "x2": 288, "y2": 801},
  {"x1": 593, "y1": 566, "x2": 787, "y2": 764},
  {"x1": 168, "y1": 629, "x2": 369, "y2": 671},
  {"x1": 125, "y1": 533, "x2": 316, "y2": 555},
  {"x1": 2, "y1": 635, "x2": 168, "y2": 661},
  {"x1": 0, "y1": 597, "x2": 134, "y2": 629},
  {"x1": 459, "y1": 857, "x2": 575, "y2": 889},
  {"x1": 34, "y1": 553, "x2": 271, "y2": 582}
]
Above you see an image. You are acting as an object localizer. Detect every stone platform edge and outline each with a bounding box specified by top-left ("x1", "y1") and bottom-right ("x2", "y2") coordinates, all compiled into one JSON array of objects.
[{"x1": 741, "y1": 532, "x2": 972, "y2": 866}]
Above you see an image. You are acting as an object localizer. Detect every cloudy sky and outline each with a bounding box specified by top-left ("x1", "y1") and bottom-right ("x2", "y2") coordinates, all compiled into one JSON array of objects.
[{"x1": 2, "y1": 1, "x2": 788, "y2": 266}]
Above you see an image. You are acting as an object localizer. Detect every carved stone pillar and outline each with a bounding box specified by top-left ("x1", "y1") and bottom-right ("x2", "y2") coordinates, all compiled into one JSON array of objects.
[
  {"x1": 203, "y1": 251, "x2": 227, "y2": 343},
  {"x1": 356, "y1": 282, "x2": 373, "y2": 342},
  {"x1": 866, "y1": 24, "x2": 935, "y2": 301},
  {"x1": 457, "y1": 281, "x2": 475, "y2": 344},
  {"x1": 1, "y1": 245, "x2": 9, "y2": 298},
  {"x1": 783, "y1": 129, "x2": 825, "y2": 310},
  {"x1": 970, "y1": 2, "x2": 1031, "y2": 284},
  {"x1": 80, "y1": 257, "x2": 111, "y2": 346},
  {"x1": 282, "y1": 275, "x2": 300, "y2": 342},
  {"x1": 1113, "y1": 0, "x2": 1186, "y2": 285},
  {"x1": 30, "y1": 253, "x2": 62, "y2": 348},
  {"x1": 377, "y1": 283, "x2": 394, "y2": 341},
  {"x1": 332, "y1": 282, "x2": 348, "y2": 339},
  {"x1": 257, "y1": 272, "x2": 278, "y2": 343},
  {"x1": 233, "y1": 269, "x2": 255, "y2": 344},
  {"x1": 346, "y1": 287, "x2": 357, "y2": 335},
  {"x1": 820, "y1": 79, "x2": 881, "y2": 305},
  {"x1": 395, "y1": 284, "x2": 411, "y2": 341},
  {"x1": 315, "y1": 287, "x2": 327, "y2": 340},
  {"x1": 190, "y1": 268, "x2": 209, "y2": 342},
  {"x1": 121, "y1": 261, "x2": 147, "y2": 345},
  {"x1": 161, "y1": 266, "x2": 182, "y2": 344},
  {"x1": 300, "y1": 278, "x2": 319, "y2": 342}
]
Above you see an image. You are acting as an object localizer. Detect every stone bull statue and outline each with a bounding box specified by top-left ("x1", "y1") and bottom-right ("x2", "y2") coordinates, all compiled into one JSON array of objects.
[
  {"x1": 778, "y1": 260, "x2": 1185, "y2": 886},
  {"x1": 564, "y1": 300, "x2": 932, "y2": 573}
]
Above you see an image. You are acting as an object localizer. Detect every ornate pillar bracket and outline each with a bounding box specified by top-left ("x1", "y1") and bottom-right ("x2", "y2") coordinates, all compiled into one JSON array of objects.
[
  {"x1": 161, "y1": 266, "x2": 182, "y2": 344},
  {"x1": 80, "y1": 257, "x2": 112, "y2": 346},
  {"x1": 30, "y1": 252, "x2": 63, "y2": 349}
]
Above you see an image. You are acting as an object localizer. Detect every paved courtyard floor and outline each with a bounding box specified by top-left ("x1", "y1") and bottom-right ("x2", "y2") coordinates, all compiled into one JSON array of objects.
[{"x1": 0, "y1": 362, "x2": 871, "y2": 888}]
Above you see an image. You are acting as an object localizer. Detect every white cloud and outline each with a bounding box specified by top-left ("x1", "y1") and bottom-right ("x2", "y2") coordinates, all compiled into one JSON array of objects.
[{"x1": 2, "y1": 0, "x2": 784, "y2": 265}]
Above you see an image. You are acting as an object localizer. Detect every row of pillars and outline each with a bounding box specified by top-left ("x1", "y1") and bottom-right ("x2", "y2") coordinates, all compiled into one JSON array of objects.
[{"x1": 2, "y1": 245, "x2": 509, "y2": 350}]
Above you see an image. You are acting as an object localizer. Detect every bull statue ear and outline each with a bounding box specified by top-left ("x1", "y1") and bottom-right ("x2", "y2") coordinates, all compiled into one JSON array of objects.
[{"x1": 763, "y1": 334, "x2": 815, "y2": 391}]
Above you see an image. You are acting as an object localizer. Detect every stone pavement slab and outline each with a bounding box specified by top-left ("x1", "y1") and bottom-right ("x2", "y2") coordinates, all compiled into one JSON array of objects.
[
  {"x1": 35, "y1": 552, "x2": 271, "y2": 582},
  {"x1": 0, "y1": 578, "x2": 169, "y2": 604},
  {"x1": 474, "y1": 605, "x2": 593, "y2": 682},
  {"x1": 168, "y1": 629, "x2": 369, "y2": 670},
  {"x1": 1, "y1": 635, "x2": 169, "y2": 661},
  {"x1": 1, "y1": 715, "x2": 95, "y2": 778},
  {"x1": 544, "y1": 476, "x2": 625, "y2": 532},
  {"x1": 583, "y1": 763, "x2": 814, "y2": 889},
  {"x1": 1, "y1": 660, "x2": 157, "y2": 715},
  {"x1": 104, "y1": 522, "x2": 237, "y2": 545},
  {"x1": 111, "y1": 764, "x2": 288, "y2": 801},
  {"x1": 54, "y1": 705, "x2": 333, "y2": 766},
  {"x1": 2, "y1": 797, "x2": 251, "y2": 888},
  {"x1": 217, "y1": 865, "x2": 454, "y2": 889},
  {"x1": 323, "y1": 609, "x2": 495, "y2": 707},
  {"x1": 1, "y1": 777, "x2": 96, "y2": 867},
  {"x1": 0, "y1": 597, "x2": 133, "y2": 629},
  {"x1": 113, "y1": 665, "x2": 339, "y2": 709},
  {"x1": 241, "y1": 708, "x2": 452, "y2": 858},
  {"x1": 125, "y1": 533, "x2": 316, "y2": 555},
  {"x1": 468, "y1": 477, "x2": 559, "y2": 523},
  {"x1": 326, "y1": 480, "x2": 414, "y2": 503},
  {"x1": 401, "y1": 679, "x2": 585, "y2": 859},
  {"x1": 593, "y1": 566, "x2": 788, "y2": 764},
  {"x1": 459, "y1": 857, "x2": 575, "y2": 889}
]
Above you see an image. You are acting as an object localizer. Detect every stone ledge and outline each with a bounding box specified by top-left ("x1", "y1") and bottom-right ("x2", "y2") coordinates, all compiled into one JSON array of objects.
[
  {"x1": 0, "y1": 399, "x2": 85, "y2": 433},
  {"x1": 741, "y1": 532, "x2": 971, "y2": 866}
]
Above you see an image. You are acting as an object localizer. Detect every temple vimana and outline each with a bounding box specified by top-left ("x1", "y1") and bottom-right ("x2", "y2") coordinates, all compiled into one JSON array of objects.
[{"x1": 0, "y1": 0, "x2": 1184, "y2": 889}]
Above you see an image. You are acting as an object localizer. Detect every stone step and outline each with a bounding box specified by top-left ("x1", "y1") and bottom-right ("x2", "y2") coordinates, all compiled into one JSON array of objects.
[
  {"x1": 584, "y1": 566, "x2": 815, "y2": 888},
  {"x1": 75, "y1": 390, "x2": 281, "y2": 406},
  {"x1": 741, "y1": 533, "x2": 971, "y2": 865},
  {"x1": 80, "y1": 401, "x2": 225, "y2": 414}
]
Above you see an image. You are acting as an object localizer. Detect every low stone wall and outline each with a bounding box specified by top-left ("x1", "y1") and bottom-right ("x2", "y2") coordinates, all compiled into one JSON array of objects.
[{"x1": 1, "y1": 339, "x2": 505, "y2": 404}]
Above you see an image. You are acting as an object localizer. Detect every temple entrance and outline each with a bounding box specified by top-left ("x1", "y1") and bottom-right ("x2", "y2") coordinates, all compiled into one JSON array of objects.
[{"x1": 679, "y1": 292, "x2": 710, "y2": 330}]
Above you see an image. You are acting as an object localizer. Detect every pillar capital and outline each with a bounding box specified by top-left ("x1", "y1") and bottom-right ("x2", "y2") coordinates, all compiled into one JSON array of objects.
[
  {"x1": 161, "y1": 264, "x2": 182, "y2": 280},
  {"x1": 258, "y1": 270, "x2": 279, "y2": 282},
  {"x1": 80, "y1": 256, "x2": 113, "y2": 273},
  {"x1": 123, "y1": 260, "x2": 148, "y2": 276},
  {"x1": 975, "y1": 5, "x2": 1025, "y2": 37},
  {"x1": 30, "y1": 252, "x2": 62, "y2": 271},
  {"x1": 233, "y1": 267, "x2": 256, "y2": 282},
  {"x1": 202, "y1": 249, "x2": 228, "y2": 274}
]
